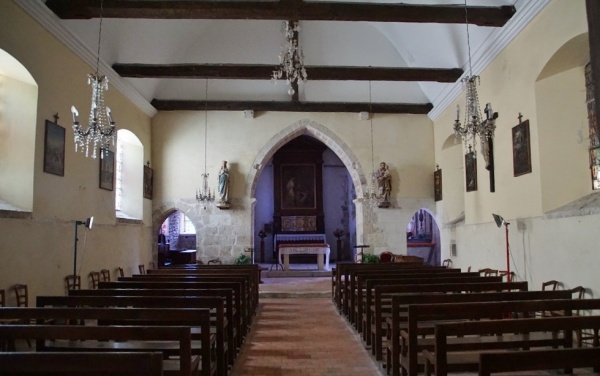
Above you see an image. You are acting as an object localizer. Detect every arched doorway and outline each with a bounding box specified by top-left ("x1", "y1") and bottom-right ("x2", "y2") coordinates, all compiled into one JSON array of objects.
[
  {"x1": 252, "y1": 135, "x2": 356, "y2": 266},
  {"x1": 406, "y1": 208, "x2": 441, "y2": 266},
  {"x1": 157, "y1": 210, "x2": 197, "y2": 266}
]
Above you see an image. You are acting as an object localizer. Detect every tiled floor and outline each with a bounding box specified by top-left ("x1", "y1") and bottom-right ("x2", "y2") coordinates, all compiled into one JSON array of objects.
[{"x1": 229, "y1": 297, "x2": 384, "y2": 376}]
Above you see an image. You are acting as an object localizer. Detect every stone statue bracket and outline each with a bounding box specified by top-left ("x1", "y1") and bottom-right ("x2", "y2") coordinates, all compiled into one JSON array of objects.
[{"x1": 216, "y1": 201, "x2": 230, "y2": 210}]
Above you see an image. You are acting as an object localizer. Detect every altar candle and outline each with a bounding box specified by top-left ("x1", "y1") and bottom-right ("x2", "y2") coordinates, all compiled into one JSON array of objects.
[{"x1": 456, "y1": 104, "x2": 460, "y2": 121}]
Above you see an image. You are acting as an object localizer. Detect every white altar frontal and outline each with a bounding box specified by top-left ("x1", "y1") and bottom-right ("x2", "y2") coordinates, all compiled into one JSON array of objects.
[{"x1": 278, "y1": 244, "x2": 331, "y2": 271}]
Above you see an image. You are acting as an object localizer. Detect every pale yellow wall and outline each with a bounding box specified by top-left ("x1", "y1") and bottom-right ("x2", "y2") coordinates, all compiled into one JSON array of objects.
[
  {"x1": 0, "y1": 1, "x2": 153, "y2": 303},
  {"x1": 536, "y1": 66, "x2": 590, "y2": 212},
  {"x1": 435, "y1": 0, "x2": 599, "y2": 297}
]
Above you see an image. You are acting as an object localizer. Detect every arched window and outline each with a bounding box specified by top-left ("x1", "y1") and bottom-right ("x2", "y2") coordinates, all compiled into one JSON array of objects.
[
  {"x1": 115, "y1": 129, "x2": 143, "y2": 219},
  {"x1": 0, "y1": 49, "x2": 37, "y2": 212}
]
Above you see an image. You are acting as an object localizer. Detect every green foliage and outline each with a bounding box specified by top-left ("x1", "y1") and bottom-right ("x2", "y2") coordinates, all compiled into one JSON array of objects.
[
  {"x1": 362, "y1": 253, "x2": 380, "y2": 264},
  {"x1": 234, "y1": 254, "x2": 251, "y2": 265}
]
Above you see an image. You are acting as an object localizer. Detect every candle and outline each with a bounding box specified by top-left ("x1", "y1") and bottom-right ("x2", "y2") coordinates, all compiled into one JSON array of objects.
[
  {"x1": 486, "y1": 103, "x2": 493, "y2": 119},
  {"x1": 71, "y1": 106, "x2": 79, "y2": 123},
  {"x1": 106, "y1": 107, "x2": 114, "y2": 123},
  {"x1": 92, "y1": 102, "x2": 97, "y2": 119},
  {"x1": 456, "y1": 104, "x2": 460, "y2": 121}
]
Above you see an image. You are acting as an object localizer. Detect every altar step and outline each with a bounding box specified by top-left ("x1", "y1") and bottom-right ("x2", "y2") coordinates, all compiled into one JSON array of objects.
[
  {"x1": 261, "y1": 269, "x2": 332, "y2": 278},
  {"x1": 259, "y1": 291, "x2": 330, "y2": 299}
]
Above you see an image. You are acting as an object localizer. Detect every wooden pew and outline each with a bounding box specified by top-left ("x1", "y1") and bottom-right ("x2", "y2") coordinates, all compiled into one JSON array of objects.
[
  {"x1": 367, "y1": 278, "x2": 512, "y2": 361},
  {"x1": 478, "y1": 347, "x2": 600, "y2": 375},
  {"x1": 424, "y1": 314, "x2": 600, "y2": 376},
  {"x1": 386, "y1": 289, "x2": 572, "y2": 376},
  {"x1": 0, "y1": 351, "x2": 164, "y2": 375},
  {"x1": 358, "y1": 274, "x2": 497, "y2": 337},
  {"x1": 147, "y1": 265, "x2": 260, "y2": 315},
  {"x1": 349, "y1": 268, "x2": 464, "y2": 322},
  {"x1": 99, "y1": 280, "x2": 247, "y2": 340},
  {"x1": 69, "y1": 288, "x2": 238, "y2": 359},
  {"x1": 37, "y1": 295, "x2": 228, "y2": 376},
  {"x1": 0, "y1": 307, "x2": 213, "y2": 376},
  {"x1": 334, "y1": 263, "x2": 440, "y2": 314}
]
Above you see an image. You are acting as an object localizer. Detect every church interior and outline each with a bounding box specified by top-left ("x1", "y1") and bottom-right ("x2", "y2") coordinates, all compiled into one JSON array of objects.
[{"x1": 1, "y1": 0, "x2": 600, "y2": 374}]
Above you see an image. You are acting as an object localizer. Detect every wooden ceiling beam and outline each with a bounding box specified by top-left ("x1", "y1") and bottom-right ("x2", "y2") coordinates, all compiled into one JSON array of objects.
[
  {"x1": 45, "y1": 1, "x2": 515, "y2": 26},
  {"x1": 113, "y1": 64, "x2": 463, "y2": 83},
  {"x1": 150, "y1": 100, "x2": 433, "y2": 114}
]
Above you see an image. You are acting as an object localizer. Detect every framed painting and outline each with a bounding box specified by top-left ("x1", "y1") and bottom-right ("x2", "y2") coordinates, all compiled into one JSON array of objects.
[
  {"x1": 434, "y1": 169, "x2": 442, "y2": 201},
  {"x1": 143, "y1": 165, "x2": 153, "y2": 200},
  {"x1": 465, "y1": 151, "x2": 477, "y2": 192},
  {"x1": 281, "y1": 164, "x2": 316, "y2": 209},
  {"x1": 43, "y1": 120, "x2": 65, "y2": 176},
  {"x1": 512, "y1": 119, "x2": 532, "y2": 177},
  {"x1": 99, "y1": 149, "x2": 115, "y2": 191}
]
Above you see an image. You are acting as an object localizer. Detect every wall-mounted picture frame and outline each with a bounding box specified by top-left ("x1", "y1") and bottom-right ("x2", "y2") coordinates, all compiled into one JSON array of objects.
[
  {"x1": 434, "y1": 169, "x2": 442, "y2": 201},
  {"x1": 512, "y1": 119, "x2": 532, "y2": 177},
  {"x1": 43, "y1": 120, "x2": 65, "y2": 176},
  {"x1": 465, "y1": 151, "x2": 477, "y2": 192},
  {"x1": 143, "y1": 165, "x2": 153, "y2": 200},
  {"x1": 99, "y1": 149, "x2": 115, "y2": 191},
  {"x1": 281, "y1": 164, "x2": 316, "y2": 209}
]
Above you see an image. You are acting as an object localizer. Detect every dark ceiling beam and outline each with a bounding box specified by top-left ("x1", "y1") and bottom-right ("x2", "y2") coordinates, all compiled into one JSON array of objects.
[
  {"x1": 150, "y1": 100, "x2": 433, "y2": 114},
  {"x1": 113, "y1": 64, "x2": 463, "y2": 83},
  {"x1": 45, "y1": 1, "x2": 515, "y2": 26}
]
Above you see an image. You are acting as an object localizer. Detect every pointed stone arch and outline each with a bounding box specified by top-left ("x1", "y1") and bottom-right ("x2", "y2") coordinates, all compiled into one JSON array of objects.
[
  {"x1": 244, "y1": 118, "x2": 367, "y2": 200},
  {"x1": 244, "y1": 118, "x2": 370, "y2": 257}
]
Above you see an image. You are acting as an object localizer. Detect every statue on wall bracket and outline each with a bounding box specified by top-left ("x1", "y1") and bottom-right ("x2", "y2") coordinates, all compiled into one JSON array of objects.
[
  {"x1": 216, "y1": 160, "x2": 230, "y2": 210},
  {"x1": 376, "y1": 161, "x2": 391, "y2": 208}
]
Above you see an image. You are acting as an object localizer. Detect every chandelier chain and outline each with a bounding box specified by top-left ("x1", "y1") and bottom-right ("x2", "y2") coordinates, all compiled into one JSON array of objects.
[
  {"x1": 95, "y1": 0, "x2": 104, "y2": 76},
  {"x1": 464, "y1": 0, "x2": 473, "y2": 77}
]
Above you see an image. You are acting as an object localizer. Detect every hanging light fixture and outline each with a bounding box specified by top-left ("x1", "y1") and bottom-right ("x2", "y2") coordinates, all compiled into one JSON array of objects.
[
  {"x1": 71, "y1": 0, "x2": 116, "y2": 159},
  {"x1": 272, "y1": 20, "x2": 307, "y2": 96},
  {"x1": 196, "y1": 79, "x2": 215, "y2": 204},
  {"x1": 363, "y1": 81, "x2": 384, "y2": 207},
  {"x1": 453, "y1": 0, "x2": 497, "y2": 155}
]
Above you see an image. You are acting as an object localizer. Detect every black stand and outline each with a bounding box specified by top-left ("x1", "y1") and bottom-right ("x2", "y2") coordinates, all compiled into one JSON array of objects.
[
  {"x1": 270, "y1": 248, "x2": 283, "y2": 271},
  {"x1": 73, "y1": 217, "x2": 93, "y2": 277}
]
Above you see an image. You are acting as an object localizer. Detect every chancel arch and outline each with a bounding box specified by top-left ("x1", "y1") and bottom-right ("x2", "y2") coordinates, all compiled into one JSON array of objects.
[{"x1": 247, "y1": 119, "x2": 369, "y2": 264}]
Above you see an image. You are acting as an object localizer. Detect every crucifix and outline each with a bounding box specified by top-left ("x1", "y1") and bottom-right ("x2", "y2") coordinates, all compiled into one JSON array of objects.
[
  {"x1": 518, "y1": 112, "x2": 524, "y2": 124},
  {"x1": 53, "y1": 113, "x2": 60, "y2": 124}
]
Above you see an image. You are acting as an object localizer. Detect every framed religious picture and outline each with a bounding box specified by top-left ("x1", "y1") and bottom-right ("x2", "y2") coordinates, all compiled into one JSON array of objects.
[
  {"x1": 143, "y1": 165, "x2": 153, "y2": 199},
  {"x1": 99, "y1": 149, "x2": 115, "y2": 191},
  {"x1": 512, "y1": 119, "x2": 532, "y2": 177},
  {"x1": 43, "y1": 120, "x2": 65, "y2": 176},
  {"x1": 281, "y1": 164, "x2": 316, "y2": 209},
  {"x1": 434, "y1": 168, "x2": 442, "y2": 201},
  {"x1": 465, "y1": 150, "x2": 477, "y2": 192}
]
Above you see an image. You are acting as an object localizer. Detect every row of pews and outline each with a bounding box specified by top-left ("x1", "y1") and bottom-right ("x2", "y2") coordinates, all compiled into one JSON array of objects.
[
  {"x1": 332, "y1": 262, "x2": 600, "y2": 376},
  {"x1": 0, "y1": 264, "x2": 260, "y2": 376}
]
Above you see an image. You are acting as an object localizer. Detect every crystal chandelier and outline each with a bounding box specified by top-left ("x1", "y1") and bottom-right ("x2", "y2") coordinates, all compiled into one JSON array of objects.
[
  {"x1": 272, "y1": 21, "x2": 307, "y2": 96},
  {"x1": 196, "y1": 79, "x2": 215, "y2": 203},
  {"x1": 70, "y1": 0, "x2": 116, "y2": 159},
  {"x1": 453, "y1": 0, "x2": 497, "y2": 155},
  {"x1": 364, "y1": 81, "x2": 384, "y2": 207}
]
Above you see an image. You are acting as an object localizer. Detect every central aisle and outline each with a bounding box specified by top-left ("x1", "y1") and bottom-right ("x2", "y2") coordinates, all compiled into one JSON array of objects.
[{"x1": 229, "y1": 297, "x2": 384, "y2": 376}]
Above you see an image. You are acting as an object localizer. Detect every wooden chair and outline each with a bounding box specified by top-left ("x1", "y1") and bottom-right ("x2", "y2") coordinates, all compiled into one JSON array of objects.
[
  {"x1": 379, "y1": 251, "x2": 394, "y2": 263},
  {"x1": 570, "y1": 286, "x2": 595, "y2": 347},
  {"x1": 89, "y1": 271, "x2": 100, "y2": 289},
  {"x1": 542, "y1": 280, "x2": 559, "y2": 291},
  {"x1": 479, "y1": 268, "x2": 498, "y2": 277},
  {"x1": 12, "y1": 284, "x2": 31, "y2": 347},
  {"x1": 118, "y1": 267, "x2": 125, "y2": 278},
  {"x1": 13, "y1": 284, "x2": 28, "y2": 307},
  {"x1": 64, "y1": 275, "x2": 81, "y2": 292},
  {"x1": 138, "y1": 264, "x2": 146, "y2": 275},
  {"x1": 100, "y1": 269, "x2": 110, "y2": 282},
  {"x1": 499, "y1": 270, "x2": 515, "y2": 281},
  {"x1": 442, "y1": 259, "x2": 452, "y2": 268}
]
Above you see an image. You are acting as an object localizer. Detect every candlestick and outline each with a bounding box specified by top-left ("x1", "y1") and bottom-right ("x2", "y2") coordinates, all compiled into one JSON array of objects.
[{"x1": 71, "y1": 106, "x2": 79, "y2": 123}]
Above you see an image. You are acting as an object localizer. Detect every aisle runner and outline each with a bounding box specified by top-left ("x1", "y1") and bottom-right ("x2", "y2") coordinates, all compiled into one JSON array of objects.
[{"x1": 230, "y1": 298, "x2": 383, "y2": 376}]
